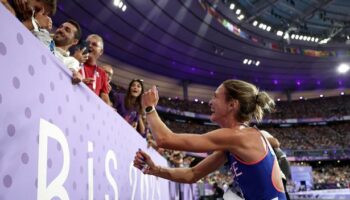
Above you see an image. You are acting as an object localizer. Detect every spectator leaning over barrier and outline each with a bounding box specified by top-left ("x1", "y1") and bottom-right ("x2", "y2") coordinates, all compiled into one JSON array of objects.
[
  {"x1": 2, "y1": 0, "x2": 56, "y2": 31},
  {"x1": 2, "y1": 0, "x2": 56, "y2": 51},
  {"x1": 53, "y1": 20, "x2": 84, "y2": 84},
  {"x1": 79, "y1": 34, "x2": 111, "y2": 106}
]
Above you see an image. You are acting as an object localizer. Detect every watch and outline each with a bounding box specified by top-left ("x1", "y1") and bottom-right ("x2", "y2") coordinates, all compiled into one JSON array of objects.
[{"x1": 145, "y1": 106, "x2": 155, "y2": 114}]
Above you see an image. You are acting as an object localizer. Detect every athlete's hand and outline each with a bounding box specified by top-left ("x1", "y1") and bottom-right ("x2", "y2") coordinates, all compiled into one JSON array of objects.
[
  {"x1": 142, "y1": 85, "x2": 159, "y2": 109},
  {"x1": 133, "y1": 149, "x2": 158, "y2": 175}
]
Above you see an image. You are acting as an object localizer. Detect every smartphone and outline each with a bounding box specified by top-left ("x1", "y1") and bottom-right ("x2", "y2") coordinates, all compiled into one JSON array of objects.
[{"x1": 75, "y1": 40, "x2": 90, "y2": 54}]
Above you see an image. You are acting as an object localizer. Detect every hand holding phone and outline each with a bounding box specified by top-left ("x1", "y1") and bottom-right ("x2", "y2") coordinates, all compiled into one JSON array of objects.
[
  {"x1": 73, "y1": 41, "x2": 90, "y2": 64},
  {"x1": 76, "y1": 40, "x2": 90, "y2": 54}
]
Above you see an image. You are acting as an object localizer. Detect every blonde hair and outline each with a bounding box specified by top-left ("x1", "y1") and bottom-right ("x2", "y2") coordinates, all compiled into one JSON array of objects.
[{"x1": 222, "y1": 79, "x2": 275, "y2": 123}]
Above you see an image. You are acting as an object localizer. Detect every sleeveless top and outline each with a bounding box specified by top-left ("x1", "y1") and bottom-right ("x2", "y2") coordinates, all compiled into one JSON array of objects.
[{"x1": 226, "y1": 128, "x2": 287, "y2": 200}]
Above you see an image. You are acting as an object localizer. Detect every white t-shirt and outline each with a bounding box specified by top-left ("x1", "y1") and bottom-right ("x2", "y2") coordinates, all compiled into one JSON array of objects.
[{"x1": 55, "y1": 47, "x2": 80, "y2": 72}]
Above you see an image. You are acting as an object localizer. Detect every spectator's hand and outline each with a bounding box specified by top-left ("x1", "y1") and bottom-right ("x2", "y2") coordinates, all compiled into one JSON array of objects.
[
  {"x1": 72, "y1": 71, "x2": 83, "y2": 84},
  {"x1": 82, "y1": 77, "x2": 95, "y2": 84},
  {"x1": 107, "y1": 83, "x2": 112, "y2": 93},
  {"x1": 142, "y1": 85, "x2": 159, "y2": 109},
  {"x1": 131, "y1": 121, "x2": 137, "y2": 129},
  {"x1": 133, "y1": 149, "x2": 158, "y2": 175},
  {"x1": 73, "y1": 48, "x2": 89, "y2": 64},
  {"x1": 35, "y1": 9, "x2": 52, "y2": 30}
]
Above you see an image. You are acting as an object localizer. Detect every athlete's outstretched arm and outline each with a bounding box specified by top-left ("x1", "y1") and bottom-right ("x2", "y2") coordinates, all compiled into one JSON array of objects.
[{"x1": 133, "y1": 149, "x2": 226, "y2": 183}]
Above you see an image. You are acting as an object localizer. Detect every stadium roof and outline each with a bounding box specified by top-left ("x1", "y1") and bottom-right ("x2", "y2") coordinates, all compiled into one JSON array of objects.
[{"x1": 53, "y1": 0, "x2": 350, "y2": 92}]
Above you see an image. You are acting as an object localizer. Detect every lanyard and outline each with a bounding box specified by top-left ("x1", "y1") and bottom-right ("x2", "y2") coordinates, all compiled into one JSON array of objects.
[{"x1": 82, "y1": 65, "x2": 99, "y2": 90}]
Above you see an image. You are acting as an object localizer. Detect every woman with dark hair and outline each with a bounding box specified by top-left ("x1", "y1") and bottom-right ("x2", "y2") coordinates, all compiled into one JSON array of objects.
[
  {"x1": 134, "y1": 79, "x2": 287, "y2": 200},
  {"x1": 113, "y1": 79, "x2": 145, "y2": 135}
]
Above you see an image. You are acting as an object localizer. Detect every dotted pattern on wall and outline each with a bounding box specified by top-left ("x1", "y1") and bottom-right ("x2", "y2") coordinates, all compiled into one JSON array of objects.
[{"x1": 0, "y1": 4, "x2": 170, "y2": 200}]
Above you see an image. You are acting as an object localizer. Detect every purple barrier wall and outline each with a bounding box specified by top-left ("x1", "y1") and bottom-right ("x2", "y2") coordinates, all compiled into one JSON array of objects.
[{"x1": 0, "y1": 4, "x2": 172, "y2": 199}]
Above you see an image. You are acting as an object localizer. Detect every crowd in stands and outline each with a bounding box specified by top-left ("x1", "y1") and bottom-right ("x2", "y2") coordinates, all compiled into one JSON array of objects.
[
  {"x1": 266, "y1": 95, "x2": 350, "y2": 119},
  {"x1": 313, "y1": 164, "x2": 350, "y2": 190},
  {"x1": 194, "y1": 162, "x2": 350, "y2": 194},
  {"x1": 158, "y1": 95, "x2": 350, "y2": 119},
  {"x1": 194, "y1": 163, "x2": 350, "y2": 195},
  {"x1": 288, "y1": 162, "x2": 350, "y2": 190},
  {"x1": 194, "y1": 162, "x2": 350, "y2": 195},
  {"x1": 266, "y1": 124, "x2": 350, "y2": 150},
  {"x1": 158, "y1": 97, "x2": 211, "y2": 115},
  {"x1": 197, "y1": 171, "x2": 233, "y2": 199},
  {"x1": 165, "y1": 120, "x2": 217, "y2": 134},
  {"x1": 162, "y1": 120, "x2": 350, "y2": 150}
]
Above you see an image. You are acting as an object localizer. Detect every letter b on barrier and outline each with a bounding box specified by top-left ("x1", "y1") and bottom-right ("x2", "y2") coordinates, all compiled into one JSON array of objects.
[{"x1": 37, "y1": 119, "x2": 70, "y2": 200}]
